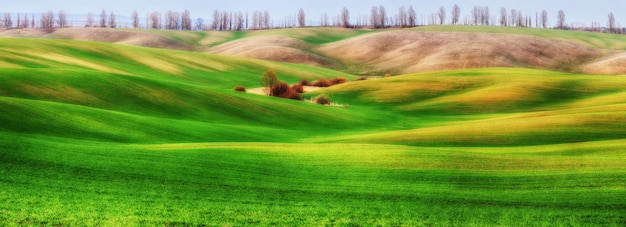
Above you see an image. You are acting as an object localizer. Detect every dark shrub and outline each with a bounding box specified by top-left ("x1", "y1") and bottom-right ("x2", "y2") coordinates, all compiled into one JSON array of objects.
[
  {"x1": 284, "y1": 89, "x2": 302, "y2": 100},
  {"x1": 355, "y1": 76, "x2": 367, "y2": 81},
  {"x1": 300, "y1": 79, "x2": 310, "y2": 86},
  {"x1": 271, "y1": 82, "x2": 302, "y2": 100},
  {"x1": 271, "y1": 82, "x2": 291, "y2": 97},
  {"x1": 234, "y1": 85, "x2": 246, "y2": 92},
  {"x1": 314, "y1": 95, "x2": 331, "y2": 105},
  {"x1": 329, "y1": 77, "x2": 347, "y2": 85},
  {"x1": 292, "y1": 84, "x2": 304, "y2": 93},
  {"x1": 313, "y1": 78, "x2": 330, "y2": 87}
]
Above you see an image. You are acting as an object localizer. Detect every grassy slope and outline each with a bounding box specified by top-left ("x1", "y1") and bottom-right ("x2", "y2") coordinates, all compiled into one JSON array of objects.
[
  {"x1": 1, "y1": 31, "x2": 625, "y2": 225},
  {"x1": 414, "y1": 26, "x2": 626, "y2": 50},
  {"x1": 1, "y1": 136, "x2": 625, "y2": 226},
  {"x1": 0, "y1": 38, "x2": 369, "y2": 143},
  {"x1": 310, "y1": 68, "x2": 626, "y2": 146}
]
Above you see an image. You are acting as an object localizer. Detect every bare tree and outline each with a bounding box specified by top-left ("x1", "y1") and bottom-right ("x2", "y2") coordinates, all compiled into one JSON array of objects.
[
  {"x1": 437, "y1": 6, "x2": 446, "y2": 25},
  {"x1": 264, "y1": 10, "x2": 270, "y2": 29},
  {"x1": 396, "y1": 6, "x2": 406, "y2": 27},
  {"x1": 508, "y1": 9, "x2": 515, "y2": 27},
  {"x1": 2, "y1": 13, "x2": 12, "y2": 29},
  {"x1": 20, "y1": 14, "x2": 29, "y2": 28},
  {"x1": 31, "y1": 14, "x2": 35, "y2": 28},
  {"x1": 341, "y1": 7, "x2": 350, "y2": 28},
  {"x1": 297, "y1": 8, "x2": 305, "y2": 27},
  {"x1": 499, "y1": 7, "x2": 507, "y2": 26},
  {"x1": 100, "y1": 9, "x2": 107, "y2": 27},
  {"x1": 516, "y1": 10, "x2": 524, "y2": 27},
  {"x1": 220, "y1": 11, "x2": 229, "y2": 30},
  {"x1": 109, "y1": 11, "x2": 116, "y2": 28},
  {"x1": 557, "y1": 10, "x2": 566, "y2": 29},
  {"x1": 482, "y1": 6, "x2": 490, "y2": 25},
  {"x1": 370, "y1": 6, "x2": 380, "y2": 28},
  {"x1": 132, "y1": 10, "x2": 139, "y2": 28},
  {"x1": 86, "y1": 12, "x2": 94, "y2": 27},
  {"x1": 149, "y1": 11, "x2": 161, "y2": 29},
  {"x1": 195, "y1": 18, "x2": 204, "y2": 30},
  {"x1": 40, "y1": 11, "x2": 54, "y2": 28},
  {"x1": 540, "y1": 10, "x2": 548, "y2": 28},
  {"x1": 57, "y1": 10, "x2": 67, "y2": 28},
  {"x1": 378, "y1": 5, "x2": 386, "y2": 28},
  {"x1": 408, "y1": 5, "x2": 416, "y2": 27},
  {"x1": 320, "y1": 13, "x2": 329, "y2": 27},
  {"x1": 234, "y1": 12, "x2": 244, "y2": 30},
  {"x1": 608, "y1": 12, "x2": 616, "y2": 33},
  {"x1": 471, "y1": 6, "x2": 480, "y2": 25},
  {"x1": 212, "y1": 10, "x2": 220, "y2": 30},
  {"x1": 181, "y1": 10, "x2": 192, "y2": 30},
  {"x1": 451, "y1": 4, "x2": 460, "y2": 25}
]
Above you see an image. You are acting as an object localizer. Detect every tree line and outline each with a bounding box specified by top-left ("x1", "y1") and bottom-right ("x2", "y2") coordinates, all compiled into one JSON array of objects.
[{"x1": 0, "y1": 5, "x2": 623, "y2": 34}]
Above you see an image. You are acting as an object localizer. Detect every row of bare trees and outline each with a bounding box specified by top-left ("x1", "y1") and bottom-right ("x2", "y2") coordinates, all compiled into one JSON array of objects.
[
  {"x1": 1, "y1": 11, "x2": 66, "y2": 29},
  {"x1": 0, "y1": 6, "x2": 622, "y2": 34}
]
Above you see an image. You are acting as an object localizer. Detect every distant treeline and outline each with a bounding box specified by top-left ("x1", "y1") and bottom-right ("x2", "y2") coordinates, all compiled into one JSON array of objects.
[{"x1": 0, "y1": 5, "x2": 623, "y2": 34}]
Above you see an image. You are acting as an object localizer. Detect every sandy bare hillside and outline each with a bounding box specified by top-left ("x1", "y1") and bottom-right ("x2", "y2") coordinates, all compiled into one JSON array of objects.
[
  {"x1": 207, "y1": 36, "x2": 334, "y2": 67},
  {"x1": 581, "y1": 52, "x2": 626, "y2": 75},
  {"x1": 317, "y1": 31, "x2": 606, "y2": 74},
  {"x1": 0, "y1": 28, "x2": 193, "y2": 51}
]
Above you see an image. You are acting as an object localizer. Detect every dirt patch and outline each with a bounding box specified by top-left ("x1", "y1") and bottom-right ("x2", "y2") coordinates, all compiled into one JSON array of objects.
[
  {"x1": 0, "y1": 28, "x2": 194, "y2": 51},
  {"x1": 317, "y1": 30, "x2": 605, "y2": 74},
  {"x1": 246, "y1": 86, "x2": 322, "y2": 96},
  {"x1": 581, "y1": 52, "x2": 626, "y2": 75},
  {"x1": 208, "y1": 35, "x2": 334, "y2": 67}
]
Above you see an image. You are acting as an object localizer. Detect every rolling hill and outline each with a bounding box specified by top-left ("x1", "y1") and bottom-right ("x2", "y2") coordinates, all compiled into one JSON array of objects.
[
  {"x1": 5, "y1": 26, "x2": 626, "y2": 75},
  {"x1": 1, "y1": 26, "x2": 625, "y2": 225}
]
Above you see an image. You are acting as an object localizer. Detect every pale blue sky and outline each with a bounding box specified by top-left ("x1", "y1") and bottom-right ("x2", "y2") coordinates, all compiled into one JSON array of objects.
[{"x1": 2, "y1": 0, "x2": 625, "y2": 27}]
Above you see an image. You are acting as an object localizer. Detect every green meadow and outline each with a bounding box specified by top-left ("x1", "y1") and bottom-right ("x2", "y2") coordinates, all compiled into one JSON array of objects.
[{"x1": 1, "y1": 27, "x2": 626, "y2": 226}]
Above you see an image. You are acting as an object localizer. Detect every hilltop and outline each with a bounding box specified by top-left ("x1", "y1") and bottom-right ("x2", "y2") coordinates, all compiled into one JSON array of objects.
[{"x1": 3, "y1": 26, "x2": 626, "y2": 75}]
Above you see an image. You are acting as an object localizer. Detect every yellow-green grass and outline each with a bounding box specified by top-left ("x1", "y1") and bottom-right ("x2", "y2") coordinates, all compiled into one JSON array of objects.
[
  {"x1": 1, "y1": 135, "x2": 624, "y2": 226},
  {"x1": 0, "y1": 38, "x2": 355, "y2": 87},
  {"x1": 415, "y1": 25, "x2": 626, "y2": 50},
  {"x1": 309, "y1": 68, "x2": 626, "y2": 146}
]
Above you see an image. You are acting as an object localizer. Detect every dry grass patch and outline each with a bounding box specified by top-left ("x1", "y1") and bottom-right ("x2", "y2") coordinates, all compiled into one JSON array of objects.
[
  {"x1": 581, "y1": 52, "x2": 626, "y2": 75},
  {"x1": 208, "y1": 35, "x2": 332, "y2": 67},
  {"x1": 317, "y1": 31, "x2": 604, "y2": 74}
]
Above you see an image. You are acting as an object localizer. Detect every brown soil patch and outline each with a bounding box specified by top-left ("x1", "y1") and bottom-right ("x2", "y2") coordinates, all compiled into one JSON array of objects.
[
  {"x1": 317, "y1": 30, "x2": 605, "y2": 74},
  {"x1": 0, "y1": 28, "x2": 193, "y2": 51},
  {"x1": 207, "y1": 35, "x2": 334, "y2": 67},
  {"x1": 581, "y1": 52, "x2": 626, "y2": 75}
]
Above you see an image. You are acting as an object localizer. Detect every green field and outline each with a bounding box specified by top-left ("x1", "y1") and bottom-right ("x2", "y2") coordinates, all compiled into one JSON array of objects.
[{"x1": 1, "y1": 27, "x2": 626, "y2": 226}]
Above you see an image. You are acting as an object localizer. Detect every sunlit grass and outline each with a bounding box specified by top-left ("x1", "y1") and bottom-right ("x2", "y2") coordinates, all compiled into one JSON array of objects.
[
  {"x1": 1, "y1": 32, "x2": 626, "y2": 225},
  {"x1": 1, "y1": 136, "x2": 625, "y2": 226},
  {"x1": 415, "y1": 25, "x2": 626, "y2": 50}
]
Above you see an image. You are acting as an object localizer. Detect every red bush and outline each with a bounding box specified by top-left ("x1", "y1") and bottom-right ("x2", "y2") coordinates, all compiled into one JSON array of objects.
[
  {"x1": 271, "y1": 82, "x2": 302, "y2": 100},
  {"x1": 329, "y1": 77, "x2": 347, "y2": 86},
  {"x1": 300, "y1": 79, "x2": 310, "y2": 86},
  {"x1": 313, "y1": 78, "x2": 330, "y2": 87},
  {"x1": 292, "y1": 84, "x2": 304, "y2": 93},
  {"x1": 233, "y1": 85, "x2": 246, "y2": 92}
]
